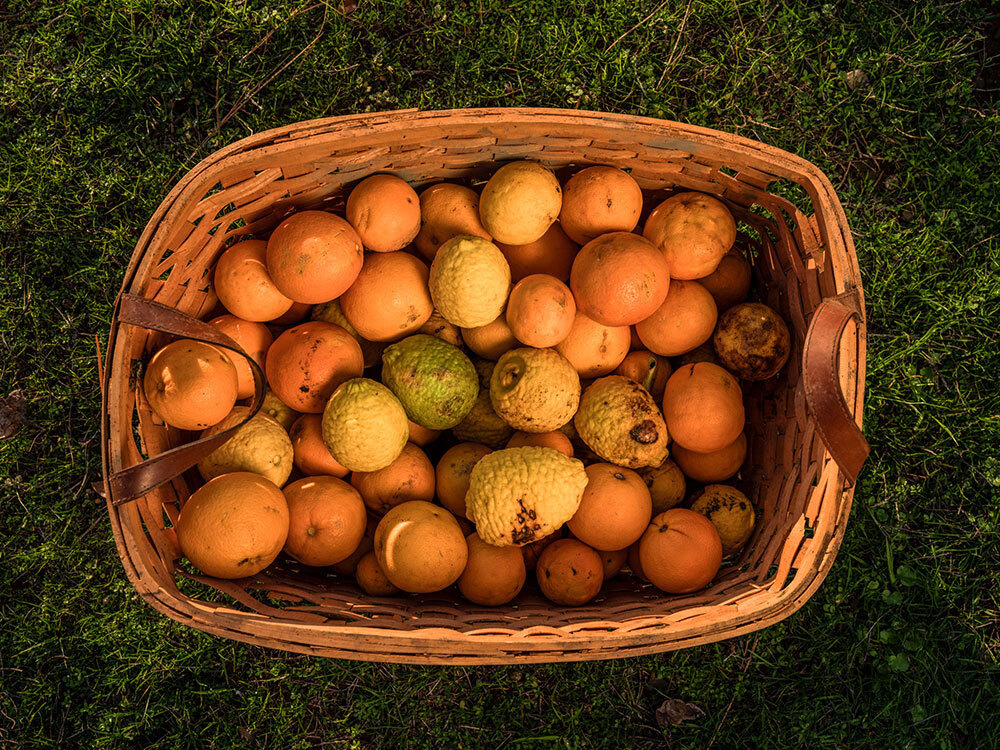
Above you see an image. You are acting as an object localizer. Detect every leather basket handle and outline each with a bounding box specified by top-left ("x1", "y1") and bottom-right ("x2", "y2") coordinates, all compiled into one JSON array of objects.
[
  {"x1": 802, "y1": 290, "x2": 870, "y2": 486},
  {"x1": 103, "y1": 293, "x2": 266, "y2": 506}
]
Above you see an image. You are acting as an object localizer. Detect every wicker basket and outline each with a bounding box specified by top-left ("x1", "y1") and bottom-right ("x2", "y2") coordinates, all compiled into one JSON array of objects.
[{"x1": 99, "y1": 108, "x2": 869, "y2": 664}]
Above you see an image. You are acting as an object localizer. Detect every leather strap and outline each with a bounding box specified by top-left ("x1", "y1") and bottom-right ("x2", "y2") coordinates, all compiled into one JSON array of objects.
[
  {"x1": 105, "y1": 293, "x2": 266, "y2": 506},
  {"x1": 802, "y1": 290, "x2": 870, "y2": 486}
]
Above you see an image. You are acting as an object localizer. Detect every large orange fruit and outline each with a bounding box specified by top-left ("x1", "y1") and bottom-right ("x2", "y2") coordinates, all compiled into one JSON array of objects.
[
  {"x1": 346, "y1": 174, "x2": 421, "y2": 253},
  {"x1": 505, "y1": 274, "x2": 576, "y2": 348},
  {"x1": 672, "y1": 432, "x2": 747, "y2": 483},
  {"x1": 374, "y1": 501, "x2": 468, "y2": 593},
  {"x1": 415, "y1": 183, "x2": 492, "y2": 260},
  {"x1": 495, "y1": 221, "x2": 578, "y2": 282},
  {"x1": 283, "y1": 476, "x2": 367, "y2": 567},
  {"x1": 458, "y1": 532, "x2": 527, "y2": 606},
  {"x1": 643, "y1": 192, "x2": 736, "y2": 280},
  {"x1": 567, "y1": 464, "x2": 652, "y2": 551},
  {"x1": 266, "y1": 321, "x2": 364, "y2": 413},
  {"x1": 339, "y1": 251, "x2": 434, "y2": 342},
  {"x1": 143, "y1": 340, "x2": 239, "y2": 430},
  {"x1": 570, "y1": 232, "x2": 670, "y2": 326},
  {"x1": 558, "y1": 166, "x2": 643, "y2": 245},
  {"x1": 634, "y1": 279, "x2": 718, "y2": 357},
  {"x1": 638, "y1": 508, "x2": 722, "y2": 593},
  {"x1": 266, "y1": 211, "x2": 364, "y2": 303},
  {"x1": 214, "y1": 239, "x2": 294, "y2": 322},
  {"x1": 698, "y1": 250, "x2": 751, "y2": 312},
  {"x1": 207, "y1": 314, "x2": 273, "y2": 400},
  {"x1": 176, "y1": 472, "x2": 289, "y2": 578},
  {"x1": 662, "y1": 362, "x2": 745, "y2": 454}
]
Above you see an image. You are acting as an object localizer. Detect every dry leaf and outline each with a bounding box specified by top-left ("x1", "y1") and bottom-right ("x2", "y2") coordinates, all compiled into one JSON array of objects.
[
  {"x1": 0, "y1": 390, "x2": 28, "y2": 439},
  {"x1": 339, "y1": 0, "x2": 359, "y2": 15},
  {"x1": 655, "y1": 698, "x2": 705, "y2": 728}
]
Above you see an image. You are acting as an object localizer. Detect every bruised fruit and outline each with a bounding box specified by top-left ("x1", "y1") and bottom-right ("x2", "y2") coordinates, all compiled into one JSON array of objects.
[
  {"x1": 374, "y1": 501, "x2": 468, "y2": 593},
  {"x1": 351, "y1": 442, "x2": 436, "y2": 515},
  {"x1": 283, "y1": 476, "x2": 367, "y2": 566},
  {"x1": 266, "y1": 321, "x2": 364, "y2": 413},
  {"x1": 346, "y1": 174, "x2": 421, "y2": 253},
  {"x1": 713, "y1": 302, "x2": 791, "y2": 381},
  {"x1": 458, "y1": 532, "x2": 527, "y2": 606},
  {"x1": 536, "y1": 539, "x2": 603, "y2": 606},
  {"x1": 643, "y1": 192, "x2": 736, "y2": 280},
  {"x1": 198, "y1": 407, "x2": 293, "y2": 487},
  {"x1": 266, "y1": 211, "x2": 364, "y2": 303},
  {"x1": 638, "y1": 508, "x2": 723, "y2": 593},
  {"x1": 465, "y1": 447, "x2": 588, "y2": 546},
  {"x1": 479, "y1": 161, "x2": 562, "y2": 245},
  {"x1": 144, "y1": 340, "x2": 239, "y2": 431},
  {"x1": 689, "y1": 484, "x2": 755, "y2": 556},
  {"x1": 575, "y1": 376, "x2": 670, "y2": 468},
  {"x1": 321, "y1": 378, "x2": 409, "y2": 472},
  {"x1": 490, "y1": 347, "x2": 580, "y2": 433}
]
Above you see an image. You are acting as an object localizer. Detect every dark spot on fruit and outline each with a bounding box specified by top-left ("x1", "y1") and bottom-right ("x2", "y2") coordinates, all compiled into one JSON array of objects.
[
  {"x1": 658, "y1": 524, "x2": 669, "y2": 533},
  {"x1": 629, "y1": 420, "x2": 659, "y2": 444},
  {"x1": 545, "y1": 569, "x2": 551, "y2": 578},
  {"x1": 606, "y1": 198, "x2": 613, "y2": 208},
  {"x1": 570, "y1": 566, "x2": 578, "y2": 575},
  {"x1": 613, "y1": 472, "x2": 626, "y2": 480},
  {"x1": 299, "y1": 385, "x2": 310, "y2": 393}
]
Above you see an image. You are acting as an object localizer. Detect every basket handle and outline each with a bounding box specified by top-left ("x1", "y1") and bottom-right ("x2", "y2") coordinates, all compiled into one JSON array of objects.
[
  {"x1": 103, "y1": 293, "x2": 266, "y2": 507},
  {"x1": 802, "y1": 289, "x2": 870, "y2": 486}
]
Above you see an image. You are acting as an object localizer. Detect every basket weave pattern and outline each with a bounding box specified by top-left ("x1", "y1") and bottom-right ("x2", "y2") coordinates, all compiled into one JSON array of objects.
[{"x1": 101, "y1": 108, "x2": 866, "y2": 664}]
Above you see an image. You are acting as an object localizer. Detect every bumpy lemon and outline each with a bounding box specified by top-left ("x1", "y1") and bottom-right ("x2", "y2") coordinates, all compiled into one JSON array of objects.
[
  {"x1": 198, "y1": 406, "x2": 293, "y2": 486},
  {"x1": 479, "y1": 161, "x2": 562, "y2": 245},
  {"x1": 638, "y1": 458, "x2": 686, "y2": 514},
  {"x1": 575, "y1": 376, "x2": 670, "y2": 468},
  {"x1": 690, "y1": 484, "x2": 756, "y2": 555},
  {"x1": 453, "y1": 359, "x2": 515, "y2": 447},
  {"x1": 465, "y1": 447, "x2": 588, "y2": 546},
  {"x1": 321, "y1": 378, "x2": 409, "y2": 472},
  {"x1": 429, "y1": 235, "x2": 511, "y2": 327},
  {"x1": 490, "y1": 347, "x2": 580, "y2": 433},
  {"x1": 260, "y1": 388, "x2": 298, "y2": 431}
]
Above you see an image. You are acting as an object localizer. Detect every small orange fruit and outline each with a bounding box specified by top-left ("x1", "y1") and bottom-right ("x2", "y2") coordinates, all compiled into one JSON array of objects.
[
  {"x1": 356, "y1": 550, "x2": 401, "y2": 595},
  {"x1": 536, "y1": 538, "x2": 604, "y2": 606},
  {"x1": 346, "y1": 174, "x2": 421, "y2": 253},
  {"x1": 208, "y1": 314, "x2": 273, "y2": 400},
  {"x1": 663, "y1": 363, "x2": 745, "y2": 454},
  {"x1": 339, "y1": 251, "x2": 434, "y2": 342},
  {"x1": 570, "y1": 232, "x2": 671, "y2": 326},
  {"x1": 635, "y1": 279, "x2": 718, "y2": 357},
  {"x1": 415, "y1": 183, "x2": 492, "y2": 260},
  {"x1": 555, "y1": 310, "x2": 631, "y2": 378},
  {"x1": 266, "y1": 321, "x2": 364, "y2": 413},
  {"x1": 567, "y1": 463, "x2": 652, "y2": 551},
  {"x1": 505, "y1": 274, "x2": 576, "y2": 348},
  {"x1": 638, "y1": 508, "x2": 723, "y2": 593},
  {"x1": 506, "y1": 430, "x2": 574, "y2": 457},
  {"x1": 289, "y1": 414, "x2": 349, "y2": 478},
  {"x1": 698, "y1": 250, "x2": 751, "y2": 312},
  {"x1": 673, "y1": 433, "x2": 747, "y2": 483},
  {"x1": 638, "y1": 459, "x2": 687, "y2": 514},
  {"x1": 176, "y1": 472, "x2": 289, "y2": 578},
  {"x1": 351, "y1": 442, "x2": 435, "y2": 515},
  {"x1": 627, "y1": 541, "x2": 648, "y2": 582},
  {"x1": 643, "y1": 192, "x2": 736, "y2": 280},
  {"x1": 461, "y1": 313, "x2": 520, "y2": 360},
  {"x1": 374, "y1": 501, "x2": 469, "y2": 593},
  {"x1": 144, "y1": 340, "x2": 239, "y2": 430},
  {"x1": 614, "y1": 350, "x2": 672, "y2": 402},
  {"x1": 458, "y1": 532, "x2": 527, "y2": 606},
  {"x1": 407, "y1": 419, "x2": 441, "y2": 447},
  {"x1": 600, "y1": 547, "x2": 629, "y2": 580},
  {"x1": 214, "y1": 239, "x2": 294, "y2": 322},
  {"x1": 436, "y1": 442, "x2": 492, "y2": 519},
  {"x1": 266, "y1": 211, "x2": 364, "y2": 303},
  {"x1": 495, "y1": 221, "x2": 578, "y2": 281},
  {"x1": 283, "y1": 476, "x2": 367, "y2": 567},
  {"x1": 558, "y1": 166, "x2": 643, "y2": 245}
]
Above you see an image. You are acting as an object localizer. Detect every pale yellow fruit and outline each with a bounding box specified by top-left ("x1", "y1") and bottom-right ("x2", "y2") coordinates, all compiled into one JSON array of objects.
[
  {"x1": 574, "y1": 376, "x2": 669, "y2": 468},
  {"x1": 260, "y1": 388, "x2": 299, "y2": 431},
  {"x1": 465, "y1": 447, "x2": 588, "y2": 546},
  {"x1": 198, "y1": 406, "x2": 293, "y2": 486},
  {"x1": 490, "y1": 347, "x2": 580, "y2": 433},
  {"x1": 429, "y1": 235, "x2": 511, "y2": 327},
  {"x1": 479, "y1": 161, "x2": 562, "y2": 245},
  {"x1": 321, "y1": 378, "x2": 408, "y2": 472},
  {"x1": 638, "y1": 458, "x2": 686, "y2": 514},
  {"x1": 690, "y1": 484, "x2": 756, "y2": 556},
  {"x1": 452, "y1": 359, "x2": 514, "y2": 448},
  {"x1": 643, "y1": 192, "x2": 736, "y2": 280}
]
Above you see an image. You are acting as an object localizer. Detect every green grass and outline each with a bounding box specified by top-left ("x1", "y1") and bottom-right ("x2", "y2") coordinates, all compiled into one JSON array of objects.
[{"x1": 2, "y1": 0, "x2": 999, "y2": 747}]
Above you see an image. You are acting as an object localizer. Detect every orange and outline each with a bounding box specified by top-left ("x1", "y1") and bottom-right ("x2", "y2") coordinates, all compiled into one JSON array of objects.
[
  {"x1": 414, "y1": 183, "x2": 492, "y2": 260},
  {"x1": 600, "y1": 548, "x2": 628, "y2": 580},
  {"x1": 505, "y1": 274, "x2": 576, "y2": 348},
  {"x1": 266, "y1": 321, "x2": 364, "y2": 413},
  {"x1": 643, "y1": 192, "x2": 736, "y2": 280},
  {"x1": 506, "y1": 430, "x2": 574, "y2": 457},
  {"x1": 435, "y1": 442, "x2": 492, "y2": 519},
  {"x1": 214, "y1": 239, "x2": 293, "y2": 322},
  {"x1": 208, "y1": 314, "x2": 273, "y2": 400},
  {"x1": 269, "y1": 300, "x2": 313, "y2": 326},
  {"x1": 143, "y1": 340, "x2": 238, "y2": 430},
  {"x1": 638, "y1": 508, "x2": 722, "y2": 593},
  {"x1": 558, "y1": 166, "x2": 643, "y2": 245},
  {"x1": 521, "y1": 529, "x2": 562, "y2": 572},
  {"x1": 374, "y1": 501, "x2": 468, "y2": 593},
  {"x1": 673, "y1": 432, "x2": 747, "y2": 483},
  {"x1": 536, "y1": 538, "x2": 603, "y2": 606},
  {"x1": 495, "y1": 221, "x2": 578, "y2": 281},
  {"x1": 346, "y1": 174, "x2": 421, "y2": 253},
  {"x1": 555, "y1": 310, "x2": 631, "y2": 378},
  {"x1": 627, "y1": 541, "x2": 648, "y2": 582},
  {"x1": 351, "y1": 442, "x2": 435, "y2": 515},
  {"x1": 356, "y1": 550, "x2": 400, "y2": 595},
  {"x1": 567, "y1": 463, "x2": 652, "y2": 551},
  {"x1": 289, "y1": 414, "x2": 350, "y2": 478},
  {"x1": 461, "y1": 313, "x2": 520, "y2": 360},
  {"x1": 407, "y1": 419, "x2": 441, "y2": 447},
  {"x1": 570, "y1": 232, "x2": 670, "y2": 326},
  {"x1": 331, "y1": 513, "x2": 378, "y2": 576},
  {"x1": 634, "y1": 279, "x2": 718, "y2": 357},
  {"x1": 615, "y1": 350, "x2": 672, "y2": 402},
  {"x1": 176, "y1": 472, "x2": 289, "y2": 578},
  {"x1": 662, "y1": 362, "x2": 745, "y2": 454},
  {"x1": 458, "y1": 532, "x2": 527, "y2": 606},
  {"x1": 283, "y1": 476, "x2": 367, "y2": 567},
  {"x1": 698, "y1": 250, "x2": 751, "y2": 312},
  {"x1": 339, "y1": 251, "x2": 434, "y2": 342},
  {"x1": 266, "y1": 211, "x2": 364, "y2": 303}
]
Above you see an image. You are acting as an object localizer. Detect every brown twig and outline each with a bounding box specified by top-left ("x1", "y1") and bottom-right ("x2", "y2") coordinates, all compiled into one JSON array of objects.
[
  {"x1": 605, "y1": 0, "x2": 671, "y2": 52},
  {"x1": 657, "y1": 0, "x2": 694, "y2": 88}
]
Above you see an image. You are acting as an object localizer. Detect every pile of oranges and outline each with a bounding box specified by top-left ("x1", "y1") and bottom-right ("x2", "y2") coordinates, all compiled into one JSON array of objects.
[{"x1": 142, "y1": 160, "x2": 791, "y2": 608}]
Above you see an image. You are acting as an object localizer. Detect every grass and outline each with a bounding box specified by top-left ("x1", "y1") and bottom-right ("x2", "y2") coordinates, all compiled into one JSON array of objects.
[{"x1": 1, "y1": 0, "x2": 999, "y2": 747}]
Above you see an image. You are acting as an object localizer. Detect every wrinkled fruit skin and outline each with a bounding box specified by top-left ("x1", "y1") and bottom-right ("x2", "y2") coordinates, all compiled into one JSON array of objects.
[
  {"x1": 465, "y1": 447, "x2": 588, "y2": 547},
  {"x1": 575, "y1": 376, "x2": 670, "y2": 468},
  {"x1": 713, "y1": 302, "x2": 791, "y2": 381},
  {"x1": 381, "y1": 334, "x2": 479, "y2": 429},
  {"x1": 489, "y1": 347, "x2": 581, "y2": 433},
  {"x1": 321, "y1": 378, "x2": 409, "y2": 472},
  {"x1": 689, "y1": 484, "x2": 756, "y2": 556}
]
